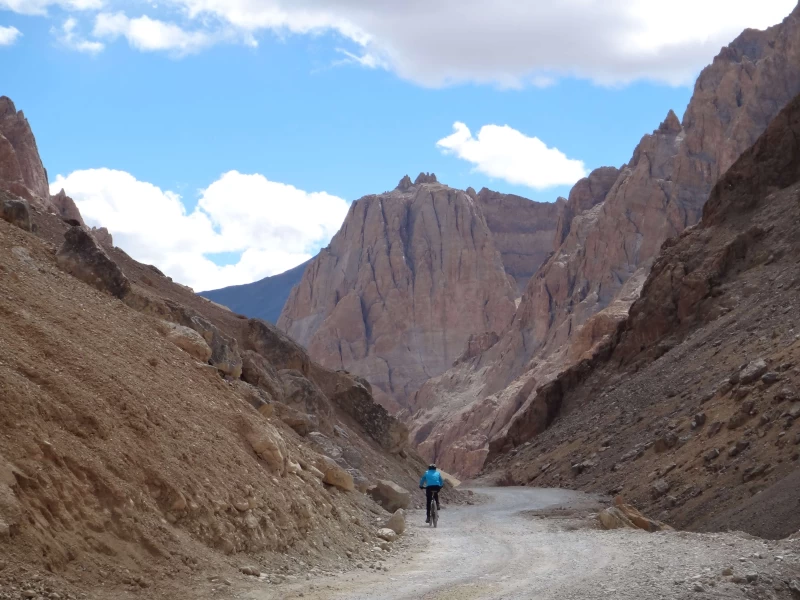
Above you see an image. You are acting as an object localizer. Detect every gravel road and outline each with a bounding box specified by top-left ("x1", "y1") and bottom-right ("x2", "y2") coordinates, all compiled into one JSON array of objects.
[{"x1": 246, "y1": 487, "x2": 800, "y2": 600}]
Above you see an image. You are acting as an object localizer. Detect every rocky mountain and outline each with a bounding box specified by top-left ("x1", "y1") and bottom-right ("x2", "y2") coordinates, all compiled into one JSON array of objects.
[
  {"x1": 0, "y1": 99, "x2": 465, "y2": 600},
  {"x1": 486, "y1": 89, "x2": 800, "y2": 540},
  {"x1": 471, "y1": 187, "x2": 562, "y2": 293},
  {"x1": 277, "y1": 173, "x2": 520, "y2": 412},
  {"x1": 200, "y1": 259, "x2": 310, "y2": 324},
  {"x1": 409, "y1": 5, "x2": 800, "y2": 478}
]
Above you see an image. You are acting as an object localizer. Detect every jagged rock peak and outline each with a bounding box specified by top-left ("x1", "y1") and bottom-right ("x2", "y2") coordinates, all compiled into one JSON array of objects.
[
  {"x1": 50, "y1": 188, "x2": 85, "y2": 226},
  {"x1": 414, "y1": 172, "x2": 437, "y2": 185},
  {"x1": 657, "y1": 109, "x2": 682, "y2": 134},
  {"x1": 396, "y1": 174, "x2": 413, "y2": 191},
  {"x1": 465, "y1": 186, "x2": 478, "y2": 200},
  {"x1": 0, "y1": 96, "x2": 17, "y2": 118}
]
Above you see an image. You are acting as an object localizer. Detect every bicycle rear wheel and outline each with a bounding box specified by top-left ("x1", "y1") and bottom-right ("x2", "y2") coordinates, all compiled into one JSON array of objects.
[{"x1": 431, "y1": 499, "x2": 438, "y2": 528}]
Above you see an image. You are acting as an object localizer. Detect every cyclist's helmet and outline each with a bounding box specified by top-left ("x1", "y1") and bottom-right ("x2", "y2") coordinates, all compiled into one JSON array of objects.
[{"x1": 429, "y1": 463, "x2": 436, "y2": 469}]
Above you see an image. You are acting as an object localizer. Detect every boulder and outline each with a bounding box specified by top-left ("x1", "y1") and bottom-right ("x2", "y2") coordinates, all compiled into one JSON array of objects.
[
  {"x1": 739, "y1": 359, "x2": 768, "y2": 384},
  {"x1": 188, "y1": 315, "x2": 242, "y2": 378},
  {"x1": 0, "y1": 193, "x2": 31, "y2": 231},
  {"x1": 376, "y1": 528, "x2": 398, "y2": 542},
  {"x1": 298, "y1": 459, "x2": 325, "y2": 479},
  {"x1": 654, "y1": 432, "x2": 678, "y2": 453},
  {"x1": 163, "y1": 322, "x2": 212, "y2": 363},
  {"x1": 307, "y1": 432, "x2": 343, "y2": 462},
  {"x1": 384, "y1": 509, "x2": 406, "y2": 535},
  {"x1": 597, "y1": 504, "x2": 672, "y2": 532},
  {"x1": 246, "y1": 429, "x2": 286, "y2": 474},
  {"x1": 245, "y1": 318, "x2": 310, "y2": 374},
  {"x1": 240, "y1": 350, "x2": 283, "y2": 402},
  {"x1": 279, "y1": 369, "x2": 333, "y2": 433},
  {"x1": 273, "y1": 402, "x2": 318, "y2": 436},
  {"x1": 367, "y1": 480, "x2": 411, "y2": 513},
  {"x1": 232, "y1": 381, "x2": 274, "y2": 416},
  {"x1": 650, "y1": 479, "x2": 670, "y2": 499},
  {"x1": 319, "y1": 457, "x2": 354, "y2": 491},
  {"x1": 56, "y1": 226, "x2": 131, "y2": 299}
]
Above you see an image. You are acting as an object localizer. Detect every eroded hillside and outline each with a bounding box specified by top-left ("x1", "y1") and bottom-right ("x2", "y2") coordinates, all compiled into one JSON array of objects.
[
  {"x1": 0, "y1": 99, "x2": 461, "y2": 600},
  {"x1": 486, "y1": 91, "x2": 800, "y2": 540},
  {"x1": 408, "y1": 5, "x2": 800, "y2": 478}
]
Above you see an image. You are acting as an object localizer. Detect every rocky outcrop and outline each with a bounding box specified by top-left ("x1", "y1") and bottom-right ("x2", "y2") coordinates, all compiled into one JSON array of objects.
[
  {"x1": 0, "y1": 192, "x2": 32, "y2": 232},
  {"x1": 409, "y1": 6, "x2": 800, "y2": 477},
  {"x1": 0, "y1": 97, "x2": 49, "y2": 208},
  {"x1": 616, "y1": 90, "x2": 800, "y2": 363},
  {"x1": 474, "y1": 188, "x2": 562, "y2": 292},
  {"x1": 552, "y1": 166, "x2": 620, "y2": 249},
  {"x1": 50, "y1": 189, "x2": 84, "y2": 226},
  {"x1": 278, "y1": 177, "x2": 517, "y2": 410},
  {"x1": 56, "y1": 226, "x2": 132, "y2": 299},
  {"x1": 311, "y1": 366, "x2": 409, "y2": 453},
  {"x1": 162, "y1": 321, "x2": 213, "y2": 363}
]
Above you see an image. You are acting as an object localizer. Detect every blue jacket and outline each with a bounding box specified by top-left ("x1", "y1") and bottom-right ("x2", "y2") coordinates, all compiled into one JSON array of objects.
[{"x1": 420, "y1": 469, "x2": 443, "y2": 488}]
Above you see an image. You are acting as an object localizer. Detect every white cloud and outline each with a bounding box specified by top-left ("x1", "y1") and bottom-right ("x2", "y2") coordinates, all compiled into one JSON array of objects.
[
  {"x1": 0, "y1": 25, "x2": 21, "y2": 46},
  {"x1": 93, "y1": 12, "x2": 214, "y2": 54},
  {"x1": 164, "y1": 0, "x2": 796, "y2": 87},
  {"x1": 50, "y1": 169, "x2": 349, "y2": 291},
  {"x1": 53, "y1": 17, "x2": 104, "y2": 53},
  {"x1": 0, "y1": 0, "x2": 102, "y2": 16},
  {"x1": 437, "y1": 122, "x2": 587, "y2": 190}
]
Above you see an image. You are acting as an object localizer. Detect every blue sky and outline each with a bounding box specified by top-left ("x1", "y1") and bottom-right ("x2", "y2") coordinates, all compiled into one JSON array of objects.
[{"x1": 0, "y1": 0, "x2": 795, "y2": 290}]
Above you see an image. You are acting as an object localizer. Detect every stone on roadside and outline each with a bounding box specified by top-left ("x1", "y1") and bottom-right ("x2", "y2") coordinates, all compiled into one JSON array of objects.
[
  {"x1": 367, "y1": 480, "x2": 411, "y2": 512},
  {"x1": 385, "y1": 509, "x2": 406, "y2": 535},
  {"x1": 597, "y1": 504, "x2": 672, "y2": 532},
  {"x1": 377, "y1": 528, "x2": 397, "y2": 542}
]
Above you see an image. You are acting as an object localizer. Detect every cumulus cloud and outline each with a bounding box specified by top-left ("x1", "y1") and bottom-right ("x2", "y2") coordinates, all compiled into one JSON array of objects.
[
  {"x1": 93, "y1": 12, "x2": 214, "y2": 54},
  {"x1": 163, "y1": 0, "x2": 796, "y2": 87},
  {"x1": 0, "y1": 25, "x2": 21, "y2": 46},
  {"x1": 50, "y1": 169, "x2": 349, "y2": 291},
  {"x1": 437, "y1": 122, "x2": 587, "y2": 190},
  {"x1": 53, "y1": 17, "x2": 104, "y2": 53},
  {"x1": 0, "y1": 0, "x2": 102, "y2": 16}
]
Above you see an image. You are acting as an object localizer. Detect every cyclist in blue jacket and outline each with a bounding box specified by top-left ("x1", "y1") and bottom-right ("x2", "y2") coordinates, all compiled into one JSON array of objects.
[{"x1": 419, "y1": 464, "x2": 443, "y2": 523}]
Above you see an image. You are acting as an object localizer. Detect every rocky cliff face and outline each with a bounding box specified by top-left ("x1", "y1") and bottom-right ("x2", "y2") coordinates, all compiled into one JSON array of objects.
[
  {"x1": 486, "y1": 90, "x2": 800, "y2": 540},
  {"x1": 409, "y1": 5, "x2": 800, "y2": 477},
  {"x1": 0, "y1": 96, "x2": 50, "y2": 207},
  {"x1": 471, "y1": 187, "x2": 561, "y2": 293},
  {"x1": 0, "y1": 96, "x2": 86, "y2": 225},
  {"x1": 278, "y1": 174, "x2": 518, "y2": 411}
]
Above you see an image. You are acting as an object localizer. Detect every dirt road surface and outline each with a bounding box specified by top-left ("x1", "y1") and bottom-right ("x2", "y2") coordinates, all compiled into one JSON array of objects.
[{"x1": 242, "y1": 487, "x2": 800, "y2": 600}]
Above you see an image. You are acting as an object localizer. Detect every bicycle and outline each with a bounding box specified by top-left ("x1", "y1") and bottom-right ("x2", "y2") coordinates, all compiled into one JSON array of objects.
[{"x1": 429, "y1": 492, "x2": 439, "y2": 528}]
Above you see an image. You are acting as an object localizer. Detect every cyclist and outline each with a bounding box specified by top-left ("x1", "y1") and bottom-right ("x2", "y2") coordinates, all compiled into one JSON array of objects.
[{"x1": 419, "y1": 464, "x2": 443, "y2": 524}]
